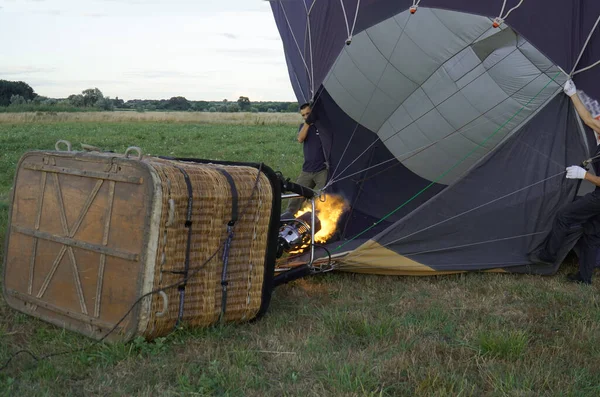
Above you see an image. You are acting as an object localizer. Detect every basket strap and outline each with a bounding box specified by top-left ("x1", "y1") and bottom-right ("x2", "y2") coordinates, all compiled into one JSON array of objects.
[
  {"x1": 216, "y1": 168, "x2": 239, "y2": 323},
  {"x1": 173, "y1": 165, "x2": 194, "y2": 328}
]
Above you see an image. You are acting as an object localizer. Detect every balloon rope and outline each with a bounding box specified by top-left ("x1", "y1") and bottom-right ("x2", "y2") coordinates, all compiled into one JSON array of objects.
[
  {"x1": 279, "y1": 2, "x2": 313, "y2": 93},
  {"x1": 325, "y1": 12, "x2": 413, "y2": 188},
  {"x1": 388, "y1": 232, "x2": 548, "y2": 257},
  {"x1": 574, "y1": 59, "x2": 600, "y2": 77},
  {"x1": 361, "y1": 172, "x2": 565, "y2": 254},
  {"x1": 349, "y1": 0, "x2": 361, "y2": 40},
  {"x1": 499, "y1": 0, "x2": 508, "y2": 18},
  {"x1": 572, "y1": 14, "x2": 600, "y2": 76},
  {"x1": 328, "y1": 109, "x2": 521, "y2": 186},
  {"x1": 333, "y1": 70, "x2": 562, "y2": 252},
  {"x1": 503, "y1": 0, "x2": 524, "y2": 19},
  {"x1": 338, "y1": 0, "x2": 351, "y2": 39}
]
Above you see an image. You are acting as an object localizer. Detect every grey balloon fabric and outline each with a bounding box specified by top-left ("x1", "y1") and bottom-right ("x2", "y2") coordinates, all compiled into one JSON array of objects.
[
  {"x1": 323, "y1": 8, "x2": 566, "y2": 185},
  {"x1": 271, "y1": 1, "x2": 600, "y2": 275}
]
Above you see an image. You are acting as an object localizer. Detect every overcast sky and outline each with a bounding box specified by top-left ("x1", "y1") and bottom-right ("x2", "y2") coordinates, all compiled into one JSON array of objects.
[{"x1": 0, "y1": 0, "x2": 296, "y2": 101}]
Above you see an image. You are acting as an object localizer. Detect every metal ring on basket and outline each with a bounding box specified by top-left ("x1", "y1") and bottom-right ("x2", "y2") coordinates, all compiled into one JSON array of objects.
[
  {"x1": 55, "y1": 140, "x2": 72, "y2": 152},
  {"x1": 124, "y1": 146, "x2": 143, "y2": 160},
  {"x1": 165, "y1": 199, "x2": 176, "y2": 227},
  {"x1": 155, "y1": 291, "x2": 169, "y2": 318}
]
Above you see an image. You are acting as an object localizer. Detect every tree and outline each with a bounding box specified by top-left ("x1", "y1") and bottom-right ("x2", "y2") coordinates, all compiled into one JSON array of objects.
[
  {"x1": 0, "y1": 80, "x2": 36, "y2": 106},
  {"x1": 113, "y1": 97, "x2": 125, "y2": 108},
  {"x1": 9, "y1": 95, "x2": 26, "y2": 106},
  {"x1": 195, "y1": 101, "x2": 209, "y2": 111},
  {"x1": 227, "y1": 104, "x2": 240, "y2": 113},
  {"x1": 166, "y1": 96, "x2": 191, "y2": 111},
  {"x1": 32, "y1": 95, "x2": 48, "y2": 105},
  {"x1": 287, "y1": 102, "x2": 299, "y2": 112},
  {"x1": 95, "y1": 96, "x2": 115, "y2": 111},
  {"x1": 237, "y1": 96, "x2": 251, "y2": 111},
  {"x1": 82, "y1": 88, "x2": 104, "y2": 107},
  {"x1": 68, "y1": 94, "x2": 85, "y2": 107}
]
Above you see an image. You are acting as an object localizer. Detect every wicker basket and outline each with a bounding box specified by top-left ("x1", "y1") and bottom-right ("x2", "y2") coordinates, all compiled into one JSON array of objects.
[{"x1": 3, "y1": 147, "x2": 281, "y2": 341}]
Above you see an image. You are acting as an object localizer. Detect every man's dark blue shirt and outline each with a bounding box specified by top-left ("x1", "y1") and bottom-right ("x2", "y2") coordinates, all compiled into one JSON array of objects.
[{"x1": 300, "y1": 123, "x2": 326, "y2": 172}]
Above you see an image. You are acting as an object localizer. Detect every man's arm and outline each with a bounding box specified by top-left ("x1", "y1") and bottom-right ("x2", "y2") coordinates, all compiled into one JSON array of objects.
[
  {"x1": 297, "y1": 122, "x2": 310, "y2": 143},
  {"x1": 564, "y1": 79, "x2": 600, "y2": 132},
  {"x1": 571, "y1": 93, "x2": 600, "y2": 132},
  {"x1": 584, "y1": 172, "x2": 600, "y2": 187}
]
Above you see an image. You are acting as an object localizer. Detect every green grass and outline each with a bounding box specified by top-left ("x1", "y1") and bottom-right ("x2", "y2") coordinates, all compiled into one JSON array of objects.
[
  {"x1": 0, "y1": 119, "x2": 599, "y2": 396},
  {"x1": 0, "y1": 122, "x2": 301, "y2": 193}
]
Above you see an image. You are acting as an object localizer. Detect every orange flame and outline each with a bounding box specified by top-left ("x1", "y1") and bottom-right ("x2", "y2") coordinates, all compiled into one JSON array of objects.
[{"x1": 294, "y1": 194, "x2": 349, "y2": 243}]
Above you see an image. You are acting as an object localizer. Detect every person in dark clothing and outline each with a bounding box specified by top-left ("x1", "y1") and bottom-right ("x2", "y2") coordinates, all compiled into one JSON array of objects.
[
  {"x1": 281, "y1": 103, "x2": 328, "y2": 219},
  {"x1": 529, "y1": 80, "x2": 600, "y2": 284}
]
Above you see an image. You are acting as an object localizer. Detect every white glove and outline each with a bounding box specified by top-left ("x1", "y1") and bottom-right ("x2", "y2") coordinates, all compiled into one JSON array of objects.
[
  {"x1": 563, "y1": 79, "x2": 577, "y2": 97},
  {"x1": 566, "y1": 165, "x2": 586, "y2": 179}
]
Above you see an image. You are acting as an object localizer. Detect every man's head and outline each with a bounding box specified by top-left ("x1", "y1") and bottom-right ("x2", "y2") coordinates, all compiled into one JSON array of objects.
[{"x1": 300, "y1": 103, "x2": 311, "y2": 121}]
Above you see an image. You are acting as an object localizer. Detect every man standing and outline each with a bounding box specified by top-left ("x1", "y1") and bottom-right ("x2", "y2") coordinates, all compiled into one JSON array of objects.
[
  {"x1": 281, "y1": 103, "x2": 328, "y2": 219},
  {"x1": 529, "y1": 80, "x2": 600, "y2": 284}
]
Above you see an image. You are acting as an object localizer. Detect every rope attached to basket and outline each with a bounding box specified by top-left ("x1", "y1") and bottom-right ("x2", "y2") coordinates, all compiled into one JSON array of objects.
[
  {"x1": 216, "y1": 168, "x2": 239, "y2": 323},
  {"x1": 172, "y1": 166, "x2": 194, "y2": 328}
]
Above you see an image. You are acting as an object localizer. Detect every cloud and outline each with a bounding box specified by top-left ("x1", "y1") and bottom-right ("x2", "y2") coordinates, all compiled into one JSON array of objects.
[
  {"x1": 221, "y1": 33, "x2": 239, "y2": 40},
  {"x1": 212, "y1": 47, "x2": 281, "y2": 58},
  {"x1": 1, "y1": 66, "x2": 57, "y2": 76},
  {"x1": 123, "y1": 69, "x2": 218, "y2": 79},
  {"x1": 33, "y1": 9, "x2": 61, "y2": 15},
  {"x1": 83, "y1": 13, "x2": 109, "y2": 18},
  {"x1": 100, "y1": 0, "x2": 156, "y2": 4}
]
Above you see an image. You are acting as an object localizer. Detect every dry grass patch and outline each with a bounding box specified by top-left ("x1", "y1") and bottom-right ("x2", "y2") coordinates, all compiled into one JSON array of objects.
[{"x1": 0, "y1": 111, "x2": 302, "y2": 125}]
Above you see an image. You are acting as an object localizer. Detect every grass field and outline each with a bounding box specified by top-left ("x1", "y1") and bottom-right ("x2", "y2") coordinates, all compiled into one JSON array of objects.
[{"x1": 0, "y1": 113, "x2": 599, "y2": 396}]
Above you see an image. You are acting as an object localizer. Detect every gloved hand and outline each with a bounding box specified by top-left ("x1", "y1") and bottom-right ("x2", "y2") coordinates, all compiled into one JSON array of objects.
[
  {"x1": 566, "y1": 165, "x2": 586, "y2": 179},
  {"x1": 563, "y1": 79, "x2": 577, "y2": 97}
]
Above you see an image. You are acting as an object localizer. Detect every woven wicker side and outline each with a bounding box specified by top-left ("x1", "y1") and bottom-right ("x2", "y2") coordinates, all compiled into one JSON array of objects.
[{"x1": 143, "y1": 160, "x2": 273, "y2": 338}]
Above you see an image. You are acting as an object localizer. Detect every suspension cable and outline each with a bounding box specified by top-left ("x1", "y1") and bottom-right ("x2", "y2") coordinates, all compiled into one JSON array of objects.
[
  {"x1": 279, "y1": 1, "x2": 313, "y2": 94},
  {"x1": 493, "y1": 0, "x2": 525, "y2": 28},
  {"x1": 328, "y1": 108, "x2": 521, "y2": 187},
  {"x1": 348, "y1": 0, "x2": 362, "y2": 43},
  {"x1": 372, "y1": 171, "x2": 565, "y2": 250},
  {"x1": 338, "y1": 0, "x2": 351, "y2": 40},
  {"x1": 302, "y1": 0, "x2": 316, "y2": 97},
  {"x1": 344, "y1": 169, "x2": 567, "y2": 265},
  {"x1": 571, "y1": 14, "x2": 600, "y2": 76},
  {"x1": 325, "y1": 10, "x2": 413, "y2": 188},
  {"x1": 401, "y1": 232, "x2": 548, "y2": 257}
]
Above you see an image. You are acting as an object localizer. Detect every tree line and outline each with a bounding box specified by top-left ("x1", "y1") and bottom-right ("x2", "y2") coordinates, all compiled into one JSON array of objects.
[{"x1": 0, "y1": 80, "x2": 300, "y2": 113}]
